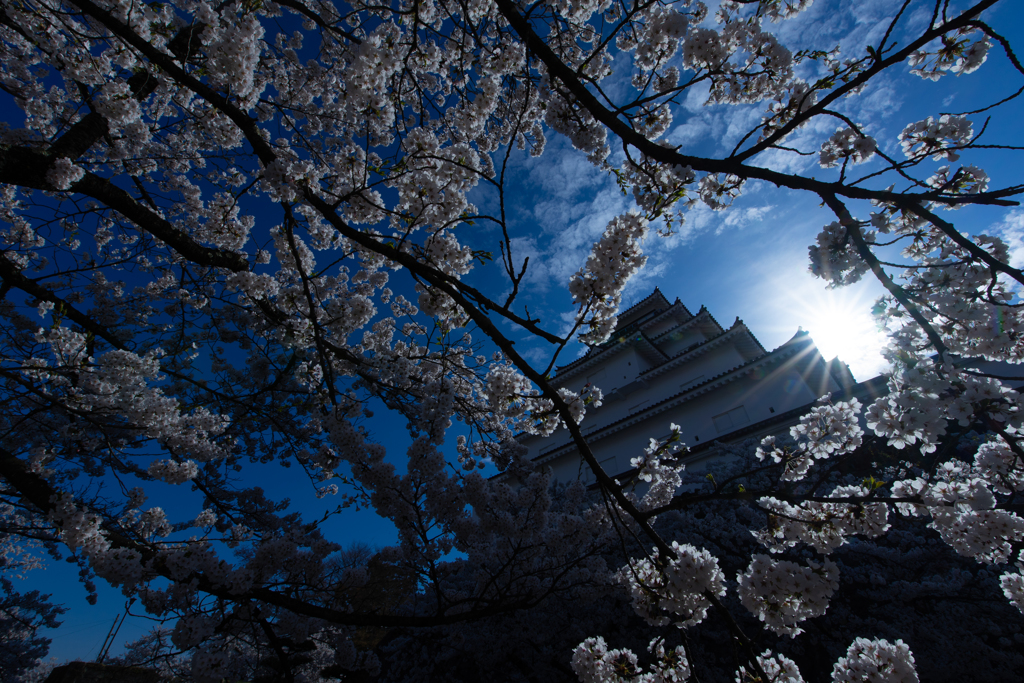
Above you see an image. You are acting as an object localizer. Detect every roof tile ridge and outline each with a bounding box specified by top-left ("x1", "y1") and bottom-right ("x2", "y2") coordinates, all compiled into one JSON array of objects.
[
  {"x1": 624, "y1": 341, "x2": 809, "y2": 424},
  {"x1": 555, "y1": 291, "x2": 673, "y2": 376},
  {"x1": 599, "y1": 357, "x2": 761, "y2": 436},
  {"x1": 649, "y1": 306, "x2": 711, "y2": 343},
  {"x1": 703, "y1": 308, "x2": 726, "y2": 333},
  {"x1": 636, "y1": 330, "x2": 671, "y2": 361},
  {"x1": 617, "y1": 287, "x2": 669, "y2": 321},
  {"x1": 554, "y1": 355, "x2": 587, "y2": 374},
  {"x1": 555, "y1": 325, "x2": 650, "y2": 378},
  {"x1": 682, "y1": 373, "x2": 889, "y2": 457},
  {"x1": 674, "y1": 297, "x2": 692, "y2": 318},
  {"x1": 772, "y1": 327, "x2": 816, "y2": 352},
  {"x1": 555, "y1": 346, "x2": 608, "y2": 376},
  {"x1": 641, "y1": 300, "x2": 695, "y2": 336},
  {"x1": 605, "y1": 389, "x2": 844, "y2": 480},
  {"x1": 729, "y1": 318, "x2": 769, "y2": 356},
  {"x1": 640, "y1": 324, "x2": 740, "y2": 374}
]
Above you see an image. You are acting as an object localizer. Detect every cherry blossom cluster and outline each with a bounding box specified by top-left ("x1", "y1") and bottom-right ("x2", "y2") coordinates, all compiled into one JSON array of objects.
[
  {"x1": 756, "y1": 486, "x2": 890, "y2": 554},
  {"x1": 571, "y1": 636, "x2": 690, "y2": 683},
  {"x1": 616, "y1": 157, "x2": 695, "y2": 223},
  {"x1": 1002, "y1": 556, "x2": 1024, "y2": 614},
  {"x1": 569, "y1": 212, "x2": 650, "y2": 344},
  {"x1": 389, "y1": 129, "x2": 484, "y2": 233},
  {"x1": 541, "y1": 81, "x2": 610, "y2": 164},
  {"x1": 856, "y1": 217, "x2": 1024, "y2": 365},
  {"x1": 757, "y1": 397, "x2": 864, "y2": 480},
  {"x1": 633, "y1": 7, "x2": 692, "y2": 73},
  {"x1": 632, "y1": 424, "x2": 686, "y2": 511},
  {"x1": 975, "y1": 438, "x2": 1024, "y2": 495},
  {"x1": 25, "y1": 327, "x2": 231, "y2": 464},
  {"x1": 736, "y1": 650, "x2": 804, "y2": 683},
  {"x1": 483, "y1": 364, "x2": 556, "y2": 436},
  {"x1": 831, "y1": 638, "x2": 918, "y2": 683},
  {"x1": 866, "y1": 362, "x2": 1020, "y2": 453},
  {"x1": 147, "y1": 459, "x2": 199, "y2": 485},
  {"x1": 925, "y1": 164, "x2": 989, "y2": 196},
  {"x1": 908, "y1": 28, "x2": 991, "y2": 80},
  {"x1": 818, "y1": 128, "x2": 877, "y2": 168},
  {"x1": 48, "y1": 492, "x2": 146, "y2": 591},
  {"x1": 44, "y1": 157, "x2": 84, "y2": 191},
  {"x1": 758, "y1": 80, "x2": 817, "y2": 144},
  {"x1": 697, "y1": 174, "x2": 744, "y2": 211},
  {"x1": 617, "y1": 541, "x2": 726, "y2": 629},
  {"x1": 736, "y1": 555, "x2": 839, "y2": 636},
  {"x1": 807, "y1": 222, "x2": 871, "y2": 287},
  {"x1": 682, "y1": 20, "x2": 794, "y2": 106},
  {"x1": 898, "y1": 115, "x2": 973, "y2": 162},
  {"x1": 198, "y1": 5, "x2": 265, "y2": 103},
  {"x1": 891, "y1": 454, "x2": 1024, "y2": 566}
]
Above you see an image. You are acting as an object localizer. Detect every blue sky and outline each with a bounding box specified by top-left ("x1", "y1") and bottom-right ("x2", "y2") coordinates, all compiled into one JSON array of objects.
[{"x1": 12, "y1": 0, "x2": 1024, "y2": 665}]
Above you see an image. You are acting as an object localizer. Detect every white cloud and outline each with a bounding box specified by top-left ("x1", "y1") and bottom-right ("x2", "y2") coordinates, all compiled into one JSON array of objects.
[
  {"x1": 990, "y1": 210, "x2": 1024, "y2": 266},
  {"x1": 519, "y1": 345, "x2": 553, "y2": 369},
  {"x1": 849, "y1": 80, "x2": 901, "y2": 124},
  {"x1": 720, "y1": 106, "x2": 765, "y2": 154},
  {"x1": 681, "y1": 80, "x2": 712, "y2": 113},
  {"x1": 491, "y1": 192, "x2": 633, "y2": 307},
  {"x1": 519, "y1": 138, "x2": 605, "y2": 203},
  {"x1": 722, "y1": 204, "x2": 774, "y2": 230},
  {"x1": 988, "y1": 210, "x2": 1024, "y2": 294},
  {"x1": 671, "y1": 118, "x2": 712, "y2": 146}
]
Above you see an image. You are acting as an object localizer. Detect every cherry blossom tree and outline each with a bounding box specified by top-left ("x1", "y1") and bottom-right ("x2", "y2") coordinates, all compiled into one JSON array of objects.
[
  {"x1": 1, "y1": 489, "x2": 65, "y2": 680},
  {"x1": 0, "y1": 0, "x2": 1023, "y2": 681},
  {"x1": 0, "y1": 574, "x2": 66, "y2": 683}
]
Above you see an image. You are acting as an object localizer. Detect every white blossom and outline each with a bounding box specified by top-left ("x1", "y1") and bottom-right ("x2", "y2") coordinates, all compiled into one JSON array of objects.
[
  {"x1": 831, "y1": 638, "x2": 918, "y2": 683},
  {"x1": 45, "y1": 157, "x2": 84, "y2": 190},
  {"x1": 737, "y1": 555, "x2": 839, "y2": 636},
  {"x1": 617, "y1": 542, "x2": 726, "y2": 628}
]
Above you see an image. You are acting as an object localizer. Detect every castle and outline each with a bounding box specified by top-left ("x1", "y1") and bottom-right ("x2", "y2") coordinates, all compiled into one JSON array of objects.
[{"x1": 516, "y1": 289, "x2": 886, "y2": 483}]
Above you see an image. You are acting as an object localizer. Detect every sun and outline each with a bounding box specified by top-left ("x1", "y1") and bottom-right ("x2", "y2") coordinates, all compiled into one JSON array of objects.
[
  {"x1": 757, "y1": 269, "x2": 893, "y2": 381},
  {"x1": 800, "y1": 292, "x2": 890, "y2": 380}
]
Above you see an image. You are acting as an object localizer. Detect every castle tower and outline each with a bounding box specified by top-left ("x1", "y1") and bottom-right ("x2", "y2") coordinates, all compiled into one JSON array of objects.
[{"x1": 516, "y1": 289, "x2": 878, "y2": 484}]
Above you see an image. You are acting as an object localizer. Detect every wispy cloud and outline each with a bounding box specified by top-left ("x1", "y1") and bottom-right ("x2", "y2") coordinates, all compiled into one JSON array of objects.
[{"x1": 988, "y1": 209, "x2": 1024, "y2": 294}]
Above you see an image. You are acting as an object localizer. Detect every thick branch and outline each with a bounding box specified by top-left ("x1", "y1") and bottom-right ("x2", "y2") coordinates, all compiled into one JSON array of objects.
[
  {"x1": 0, "y1": 146, "x2": 250, "y2": 272},
  {"x1": 0, "y1": 254, "x2": 127, "y2": 349},
  {"x1": 49, "y1": 71, "x2": 159, "y2": 160}
]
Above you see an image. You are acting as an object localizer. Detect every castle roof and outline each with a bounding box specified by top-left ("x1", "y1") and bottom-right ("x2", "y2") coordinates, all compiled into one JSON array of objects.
[
  {"x1": 554, "y1": 296, "x2": 694, "y2": 378},
  {"x1": 614, "y1": 287, "x2": 672, "y2": 328},
  {"x1": 530, "y1": 331, "x2": 829, "y2": 467}
]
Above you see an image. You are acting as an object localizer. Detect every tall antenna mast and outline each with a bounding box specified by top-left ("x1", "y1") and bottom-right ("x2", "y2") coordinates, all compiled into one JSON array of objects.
[{"x1": 95, "y1": 598, "x2": 136, "y2": 663}]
